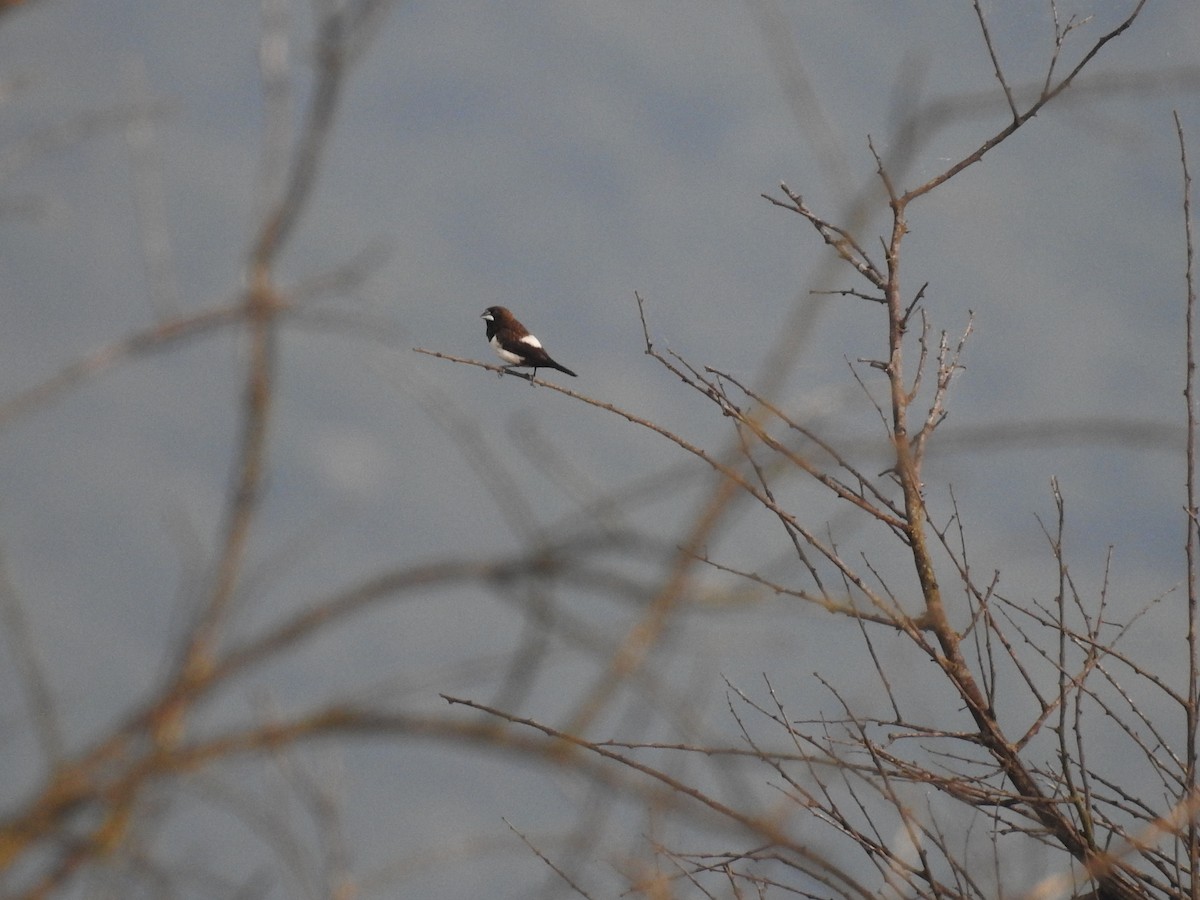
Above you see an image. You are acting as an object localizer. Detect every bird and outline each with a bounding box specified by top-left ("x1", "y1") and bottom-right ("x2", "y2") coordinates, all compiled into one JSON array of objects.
[{"x1": 480, "y1": 306, "x2": 577, "y2": 378}]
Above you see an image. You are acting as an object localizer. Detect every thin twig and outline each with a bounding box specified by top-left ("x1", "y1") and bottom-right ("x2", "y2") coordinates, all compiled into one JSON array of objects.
[{"x1": 1175, "y1": 108, "x2": 1200, "y2": 898}]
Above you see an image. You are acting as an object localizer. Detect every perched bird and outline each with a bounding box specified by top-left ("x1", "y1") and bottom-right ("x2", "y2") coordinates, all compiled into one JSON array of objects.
[{"x1": 481, "y1": 306, "x2": 577, "y2": 378}]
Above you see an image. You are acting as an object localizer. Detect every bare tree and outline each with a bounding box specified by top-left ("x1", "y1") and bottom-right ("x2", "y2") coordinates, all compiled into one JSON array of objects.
[{"x1": 1, "y1": 1, "x2": 1198, "y2": 898}]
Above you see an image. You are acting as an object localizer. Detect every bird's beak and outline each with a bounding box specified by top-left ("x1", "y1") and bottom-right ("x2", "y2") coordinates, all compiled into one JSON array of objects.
[{"x1": 481, "y1": 312, "x2": 492, "y2": 320}]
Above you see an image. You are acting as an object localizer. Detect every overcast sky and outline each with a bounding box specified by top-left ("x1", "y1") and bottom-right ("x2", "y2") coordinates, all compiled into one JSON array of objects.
[{"x1": 1, "y1": 1, "x2": 1199, "y2": 897}]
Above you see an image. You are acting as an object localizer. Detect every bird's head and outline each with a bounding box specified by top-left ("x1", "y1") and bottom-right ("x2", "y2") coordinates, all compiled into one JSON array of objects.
[{"x1": 481, "y1": 306, "x2": 511, "y2": 323}]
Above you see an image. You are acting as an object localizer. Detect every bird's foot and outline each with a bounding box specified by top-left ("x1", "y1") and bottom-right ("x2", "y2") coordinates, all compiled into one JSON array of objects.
[{"x1": 500, "y1": 366, "x2": 535, "y2": 384}]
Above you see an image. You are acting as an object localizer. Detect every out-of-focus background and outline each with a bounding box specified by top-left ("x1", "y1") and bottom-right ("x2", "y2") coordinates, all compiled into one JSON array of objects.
[{"x1": 0, "y1": 1, "x2": 1197, "y2": 896}]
